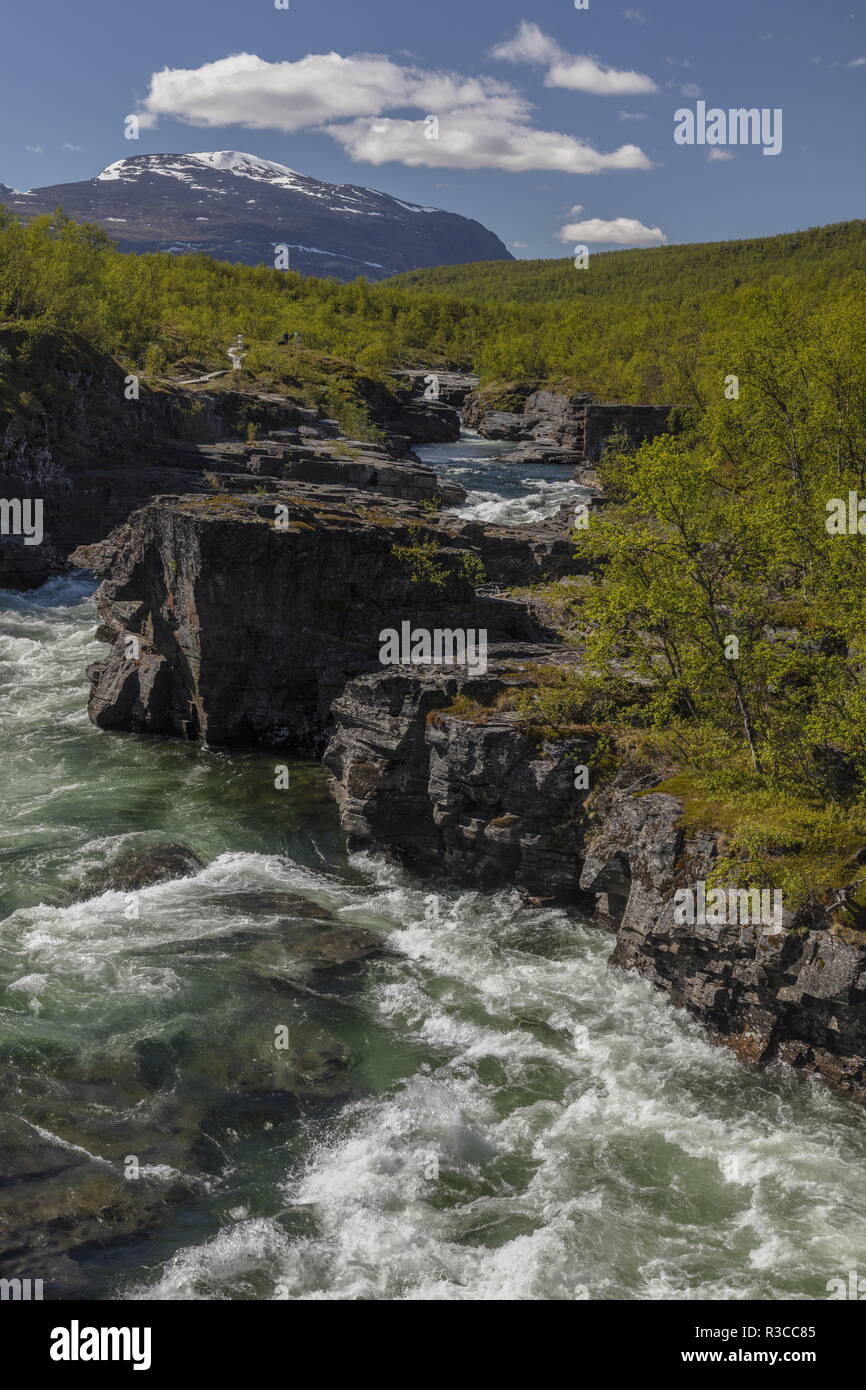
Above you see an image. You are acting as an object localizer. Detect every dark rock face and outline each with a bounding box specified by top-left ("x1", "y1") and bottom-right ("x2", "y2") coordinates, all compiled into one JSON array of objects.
[
  {"x1": 71, "y1": 487, "x2": 548, "y2": 750},
  {"x1": 459, "y1": 513, "x2": 578, "y2": 588},
  {"x1": 579, "y1": 778, "x2": 866, "y2": 1102},
  {"x1": 475, "y1": 411, "x2": 526, "y2": 441},
  {"x1": 382, "y1": 399, "x2": 461, "y2": 444},
  {"x1": 0, "y1": 327, "x2": 215, "y2": 589},
  {"x1": 0, "y1": 326, "x2": 465, "y2": 589},
  {"x1": 325, "y1": 673, "x2": 866, "y2": 1105},
  {"x1": 4, "y1": 151, "x2": 513, "y2": 283},
  {"x1": 581, "y1": 404, "x2": 674, "y2": 462},
  {"x1": 392, "y1": 370, "x2": 480, "y2": 409},
  {"x1": 462, "y1": 385, "x2": 672, "y2": 466},
  {"x1": 324, "y1": 652, "x2": 594, "y2": 902},
  {"x1": 168, "y1": 437, "x2": 468, "y2": 507}
]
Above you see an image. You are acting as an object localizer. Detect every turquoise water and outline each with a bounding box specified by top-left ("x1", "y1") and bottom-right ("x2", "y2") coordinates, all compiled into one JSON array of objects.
[
  {"x1": 3, "y1": 438, "x2": 866, "y2": 1301},
  {"x1": 416, "y1": 434, "x2": 582, "y2": 524}
]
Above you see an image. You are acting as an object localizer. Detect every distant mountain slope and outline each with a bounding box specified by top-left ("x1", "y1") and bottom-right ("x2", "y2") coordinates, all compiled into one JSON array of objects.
[
  {"x1": 387, "y1": 219, "x2": 866, "y2": 303},
  {"x1": 1, "y1": 151, "x2": 513, "y2": 283}
]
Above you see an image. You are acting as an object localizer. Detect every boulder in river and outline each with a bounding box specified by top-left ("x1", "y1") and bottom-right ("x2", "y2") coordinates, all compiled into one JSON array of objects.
[{"x1": 80, "y1": 842, "x2": 204, "y2": 895}]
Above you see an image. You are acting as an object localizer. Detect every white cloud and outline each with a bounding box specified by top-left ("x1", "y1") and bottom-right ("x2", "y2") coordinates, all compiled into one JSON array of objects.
[
  {"x1": 328, "y1": 112, "x2": 653, "y2": 173},
  {"x1": 491, "y1": 21, "x2": 657, "y2": 95},
  {"x1": 681, "y1": 82, "x2": 703, "y2": 98},
  {"x1": 62, "y1": 142, "x2": 84, "y2": 152},
  {"x1": 491, "y1": 21, "x2": 561, "y2": 66},
  {"x1": 619, "y1": 110, "x2": 650, "y2": 121},
  {"x1": 847, "y1": 56, "x2": 866, "y2": 66},
  {"x1": 511, "y1": 240, "x2": 529, "y2": 248},
  {"x1": 556, "y1": 215, "x2": 667, "y2": 246},
  {"x1": 134, "y1": 45, "x2": 654, "y2": 175},
  {"x1": 25, "y1": 144, "x2": 43, "y2": 153},
  {"x1": 623, "y1": 7, "x2": 647, "y2": 21},
  {"x1": 548, "y1": 57, "x2": 658, "y2": 95},
  {"x1": 137, "y1": 51, "x2": 421, "y2": 132},
  {"x1": 707, "y1": 149, "x2": 734, "y2": 162}
]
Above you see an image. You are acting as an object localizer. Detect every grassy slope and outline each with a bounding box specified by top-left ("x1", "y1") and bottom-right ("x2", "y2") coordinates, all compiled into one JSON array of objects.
[{"x1": 386, "y1": 219, "x2": 866, "y2": 305}]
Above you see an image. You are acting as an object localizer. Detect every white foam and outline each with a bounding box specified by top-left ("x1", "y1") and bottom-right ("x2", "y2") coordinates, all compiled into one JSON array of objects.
[
  {"x1": 7, "y1": 578, "x2": 866, "y2": 1304},
  {"x1": 451, "y1": 477, "x2": 580, "y2": 525}
]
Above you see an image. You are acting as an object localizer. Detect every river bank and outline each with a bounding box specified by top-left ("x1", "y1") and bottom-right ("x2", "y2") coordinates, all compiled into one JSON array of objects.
[{"x1": 4, "y1": 441, "x2": 866, "y2": 1301}]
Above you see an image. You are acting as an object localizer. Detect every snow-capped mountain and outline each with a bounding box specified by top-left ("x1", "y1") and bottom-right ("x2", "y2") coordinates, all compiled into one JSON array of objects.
[{"x1": 1, "y1": 151, "x2": 512, "y2": 281}]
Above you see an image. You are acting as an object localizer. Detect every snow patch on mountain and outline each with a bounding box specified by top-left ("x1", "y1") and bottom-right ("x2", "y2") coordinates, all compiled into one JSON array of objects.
[
  {"x1": 9, "y1": 149, "x2": 513, "y2": 282},
  {"x1": 189, "y1": 150, "x2": 305, "y2": 182},
  {"x1": 94, "y1": 153, "x2": 441, "y2": 218}
]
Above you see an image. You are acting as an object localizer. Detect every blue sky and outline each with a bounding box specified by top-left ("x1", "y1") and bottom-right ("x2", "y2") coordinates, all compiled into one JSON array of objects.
[{"x1": 3, "y1": 0, "x2": 864, "y2": 258}]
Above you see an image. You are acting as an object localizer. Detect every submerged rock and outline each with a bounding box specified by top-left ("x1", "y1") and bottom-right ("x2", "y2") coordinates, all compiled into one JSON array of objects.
[
  {"x1": 80, "y1": 842, "x2": 203, "y2": 895},
  {"x1": 0, "y1": 1112, "x2": 191, "y2": 1296},
  {"x1": 243, "y1": 925, "x2": 387, "y2": 977},
  {"x1": 203, "y1": 890, "x2": 336, "y2": 921}
]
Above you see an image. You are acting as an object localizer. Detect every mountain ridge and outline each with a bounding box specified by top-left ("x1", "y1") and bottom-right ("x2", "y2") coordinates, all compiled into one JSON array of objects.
[{"x1": 1, "y1": 150, "x2": 513, "y2": 282}]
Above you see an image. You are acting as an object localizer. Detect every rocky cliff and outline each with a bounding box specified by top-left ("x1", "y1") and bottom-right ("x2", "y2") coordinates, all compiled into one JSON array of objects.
[
  {"x1": 324, "y1": 676, "x2": 866, "y2": 1104},
  {"x1": 325, "y1": 652, "x2": 594, "y2": 900},
  {"x1": 0, "y1": 326, "x2": 464, "y2": 588},
  {"x1": 579, "y1": 776, "x2": 866, "y2": 1102},
  {"x1": 71, "y1": 483, "x2": 574, "y2": 750},
  {"x1": 462, "y1": 384, "x2": 672, "y2": 477}
]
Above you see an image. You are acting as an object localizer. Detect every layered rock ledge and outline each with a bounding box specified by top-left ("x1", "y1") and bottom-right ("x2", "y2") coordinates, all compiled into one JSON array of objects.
[
  {"x1": 71, "y1": 483, "x2": 573, "y2": 749},
  {"x1": 0, "y1": 326, "x2": 465, "y2": 588},
  {"x1": 325, "y1": 676, "x2": 866, "y2": 1105},
  {"x1": 462, "y1": 384, "x2": 672, "y2": 477},
  {"x1": 324, "y1": 651, "x2": 594, "y2": 901},
  {"x1": 580, "y1": 776, "x2": 866, "y2": 1102}
]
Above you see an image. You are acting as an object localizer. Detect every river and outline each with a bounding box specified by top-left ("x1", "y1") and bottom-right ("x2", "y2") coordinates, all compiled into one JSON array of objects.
[{"x1": 3, "y1": 435, "x2": 866, "y2": 1300}]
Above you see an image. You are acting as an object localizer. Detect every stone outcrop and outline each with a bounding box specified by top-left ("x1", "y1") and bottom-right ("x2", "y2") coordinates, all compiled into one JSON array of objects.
[
  {"x1": 474, "y1": 411, "x2": 527, "y2": 441},
  {"x1": 373, "y1": 395, "x2": 460, "y2": 445},
  {"x1": 0, "y1": 326, "x2": 463, "y2": 588},
  {"x1": 324, "y1": 674, "x2": 866, "y2": 1105},
  {"x1": 71, "y1": 484, "x2": 567, "y2": 750},
  {"x1": 579, "y1": 775, "x2": 866, "y2": 1103},
  {"x1": 324, "y1": 650, "x2": 594, "y2": 901},
  {"x1": 462, "y1": 383, "x2": 672, "y2": 470},
  {"x1": 158, "y1": 436, "x2": 468, "y2": 507}
]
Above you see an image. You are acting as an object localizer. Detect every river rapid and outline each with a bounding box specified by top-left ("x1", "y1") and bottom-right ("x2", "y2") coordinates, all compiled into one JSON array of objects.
[{"x1": 3, "y1": 436, "x2": 866, "y2": 1301}]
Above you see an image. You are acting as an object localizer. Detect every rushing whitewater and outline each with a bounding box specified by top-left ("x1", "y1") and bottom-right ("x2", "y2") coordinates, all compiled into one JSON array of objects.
[
  {"x1": 4, "y1": 449, "x2": 866, "y2": 1301},
  {"x1": 416, "y1": 435, "x2": 585, "y2": 525}
]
